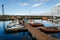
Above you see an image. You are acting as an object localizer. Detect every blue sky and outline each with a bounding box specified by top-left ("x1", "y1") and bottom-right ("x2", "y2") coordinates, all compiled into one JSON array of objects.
[{"x1": 0, "y1": 0, "x2": 60, "y2": 15}]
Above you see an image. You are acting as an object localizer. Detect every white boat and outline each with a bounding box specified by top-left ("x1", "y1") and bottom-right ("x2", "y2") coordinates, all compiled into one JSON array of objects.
[
  {"x1": 7, "y1": 20, "x2": 19, "y2": 28},
  {"x1": 7, "y1": 20, "x2": 25, "y2": 28},
  {"x1": 7, "y1": 22, "x2": 15, "y2": 28}
]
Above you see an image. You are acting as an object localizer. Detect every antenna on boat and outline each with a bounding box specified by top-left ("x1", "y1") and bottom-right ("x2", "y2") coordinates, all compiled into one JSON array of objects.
[{"x1": 29, "y1": 8, "x2": 31, "y2": 21}]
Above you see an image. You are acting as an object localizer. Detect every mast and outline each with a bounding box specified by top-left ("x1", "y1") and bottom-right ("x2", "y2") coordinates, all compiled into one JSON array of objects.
[
  {"x1": 52, "y1": 8, "x2": 55, "y2": 27},
  {"x1": 29, "y1": 8, "x2": 31, "y2": 21},
  {"x1": 52, "y1": 7, "x2": 57, "y2": 27}
]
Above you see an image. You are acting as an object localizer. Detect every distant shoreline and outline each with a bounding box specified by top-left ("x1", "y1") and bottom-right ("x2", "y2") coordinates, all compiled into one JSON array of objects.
[{"x1": 0, "y1": 15, "x2": 60, "y2": 21}]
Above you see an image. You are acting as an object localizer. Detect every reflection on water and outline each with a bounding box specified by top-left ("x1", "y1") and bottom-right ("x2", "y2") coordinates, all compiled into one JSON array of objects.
[
  {"x1": 0, "y1": 21, "x2": 32, "y2": 40},
  {"x1": 34, "y1": 20, "x2": 53, "y2": 27},
  {"x1": 34, "y1": 19, "x2": 60, "y2": 27},
  {"x1": 49, "y1": 33, "x2": 60, "y2": 39},
  {"x1": 0, "y1": 20, "x2": 60, "y2": 40}
]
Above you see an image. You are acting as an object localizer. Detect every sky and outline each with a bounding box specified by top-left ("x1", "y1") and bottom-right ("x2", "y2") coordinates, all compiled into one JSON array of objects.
[{"x1": 0, "y1": 0, "x2": 60, "y2": 15}]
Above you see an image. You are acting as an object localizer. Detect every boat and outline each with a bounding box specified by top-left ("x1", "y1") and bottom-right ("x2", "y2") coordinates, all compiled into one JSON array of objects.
[
  {"x1": 5, "y1": 27, "x2": 27, "y2": 34},
  {"x1": 38, "y1": 27, "x2": 60, "y2": 34},
  {"x1": 7, "y1": 22, "x2": 15, "y2": 28},
  {"x1": 42, "y1": 17, "x2": 48, "y2": 20},
  {"x1": 7, "y1": 20, "x2": 19, "y2": 28},
  {"x1": 27, "y1": 20, "x2": 44, "y2": 27},
  {"x1": 29, "y1": 23, "x2": 44, "y2": 27},
  {"x1": 5, "y1": 23, "x2": 25, "y2": 34}
]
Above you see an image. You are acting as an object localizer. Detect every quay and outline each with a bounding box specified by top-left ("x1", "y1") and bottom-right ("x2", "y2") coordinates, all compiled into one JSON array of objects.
[{"x1": 20, "y1": 20, "x2": 56, "y2": 40}]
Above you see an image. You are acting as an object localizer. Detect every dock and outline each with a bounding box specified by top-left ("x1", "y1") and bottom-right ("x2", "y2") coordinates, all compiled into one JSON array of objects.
[{"x1": 20, "y1": 20, "x2": 56, "y2": 40}]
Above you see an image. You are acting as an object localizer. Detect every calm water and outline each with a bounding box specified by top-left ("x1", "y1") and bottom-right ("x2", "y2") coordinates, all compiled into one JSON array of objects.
[
  {"x1": 0, "y1": 20, "x2": 60, "y2": 40},
  {"x1": 34, "y1": 20, "x2": 60, "y2": 27},
  {"x1": 0, "y1": 21, "x2": 32, "y2": 40},
  {"x1": 34, "y1": 20, "x2": 60, "y2": 39}
]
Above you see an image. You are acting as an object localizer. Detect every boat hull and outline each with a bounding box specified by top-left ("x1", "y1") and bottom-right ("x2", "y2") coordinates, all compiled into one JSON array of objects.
[
  {"x1": 4, "y1": 28, "x2": 28, "y2": 34},
  {"x1": 39, "y1": 27, "x2": 60, "y2": 34}
]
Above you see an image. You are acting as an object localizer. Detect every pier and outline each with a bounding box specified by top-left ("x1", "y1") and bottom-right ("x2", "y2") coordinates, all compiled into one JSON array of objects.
[{"x1": 20, "y1": 20, "x2": 56, "y2": 40}]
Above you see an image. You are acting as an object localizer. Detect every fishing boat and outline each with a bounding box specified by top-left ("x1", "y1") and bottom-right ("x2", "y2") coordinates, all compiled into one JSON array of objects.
[{"x1": 39, "y1": 27, "x2": 60, "y2": 34}]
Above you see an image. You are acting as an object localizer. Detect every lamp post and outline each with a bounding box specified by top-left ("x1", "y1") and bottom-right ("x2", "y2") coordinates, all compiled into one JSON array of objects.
[
  {"x1": 2, "y1": 4, "x2": 4, "y2": 16},
  {"x1": 2, "y1": 4, "x2": 5, "y2": 31}
]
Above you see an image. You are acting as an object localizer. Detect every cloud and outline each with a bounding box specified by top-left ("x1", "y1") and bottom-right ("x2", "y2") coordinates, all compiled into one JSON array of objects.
[
  {"x1": 32, "y1": 0, "x2": 51, "y2": 7},
  {"x1": 18, "y1": 2, "x2": 29, "y2": 6},
  {"x1": 50, "y1": 3, "x2": 60, "y2": 16},
  {"x1": 54, "y1": 2, "x2": 60, "y2": 7},
  {"x1": 42, "y1": 0, "x2": 50, "y2": 2},
  {"x1": 22, "y1": 3, "x2": 29, "y2": 6},
  {"x1": 52, "y1": 2, "x2": 60, "y2": 11},
  {"x1": 8, "y1": 0, "x2": 17, "y2": 1},
  {"x1": 32, "y1": 3, "x2": 44, "y2": 7},
  {"x1": 33, "y1": 0, "x2": 51, "y2": 2}
]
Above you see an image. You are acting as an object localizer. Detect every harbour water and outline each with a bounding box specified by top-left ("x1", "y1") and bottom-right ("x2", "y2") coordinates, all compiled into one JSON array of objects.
[
  {"x1": 0, "y1": 20, "x2": 60, "y2": 40},
  {"x1": 0, "y1": 21, "x2": 32, "y2": 40}
]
